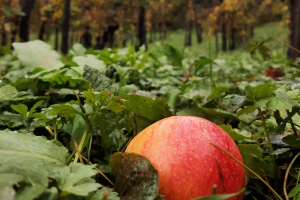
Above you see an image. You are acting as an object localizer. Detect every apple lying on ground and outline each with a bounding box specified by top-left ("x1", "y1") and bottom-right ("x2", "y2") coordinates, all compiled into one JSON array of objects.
[{"x1": 125, "y1": 116, "x2": 245, "y2": 200}]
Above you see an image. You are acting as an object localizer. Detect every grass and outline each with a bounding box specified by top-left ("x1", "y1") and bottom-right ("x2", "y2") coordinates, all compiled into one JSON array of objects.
[
  {"x1": 24, "y1": 21, "x2": 289, "y2": 61},
  {"x1": 148, "y1": 21, "x2": 289, "y2": 60},
  {"x1": 29, "y1": 31, "x2": 62, "y2": 50}
]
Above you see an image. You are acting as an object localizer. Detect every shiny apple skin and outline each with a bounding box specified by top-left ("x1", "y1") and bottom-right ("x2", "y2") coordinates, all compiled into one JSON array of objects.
[{"x1": 126, "y1": 116, "x2": 245, "y2": 200}]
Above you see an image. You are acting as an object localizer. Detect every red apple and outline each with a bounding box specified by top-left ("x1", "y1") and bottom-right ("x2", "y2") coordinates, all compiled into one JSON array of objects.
[{"x1": 125, "y1": 116, "x2": 245, "y2": 200}]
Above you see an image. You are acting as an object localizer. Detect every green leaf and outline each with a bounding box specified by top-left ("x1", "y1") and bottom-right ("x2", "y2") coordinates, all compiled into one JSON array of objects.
[
  {"x1": 220, "y1": 125, "x2": 249, "y2": 141},
  {"x1": 288, "y1": 184, "x2": 300, "y2": 198},
  {"x1": 83, "y1": 65, "x2": 113, "y2": 92},
  {"x1": 39, "y1": 69, "x2": 71, "y2": 85},
  {"x1": 96, "y1": 91, "x2": 110, "y2": 106},
  {"x1": 227, "y1": 94, "x2": 245, "y2": 106},
  {"x1": 162, "y1": 44, "x2": 183, "y2": 66},
  {"x1": 253, "y1": 97, "x2": 271, "y2": 110},
  {"x1": 267, "y1": 92, "x2": 297, "y2": 112},
  {"x1": 3, "y1": 5, "x2": 12, "y2": 17},
  {"x1": 0, "y1": 130, "x2": 69, "y2": 200},
  {"x1": 245, "y1": 85, "x2": 255, "y2": 102},
  {"x1": 0, "y1": 164, "x2": 48, "y2": 200},
  {"x1": 0, "y1": 130, "x2": 68, "y2": 171},
  {"x1": 272, "y1": 148, "x2": 291, "y2": 156},
  {"x1": 11, "y1": 104, "x2": 28, "y2": 118},
  {"x1": 54, "y1": 163, "x2": 101, "y2": 196},
  {"x1": 104, "y1": 96, "x2": 126, "y2": 113},
  {"x1": 4, "y1": 69, "x2": 27, "y2": 85},
  {"x1": 176, "y1": 103, "x2": 207, "y2": 118},
  {"x1": 165, "y1": 87, "x2": 181, "y2": 109},
  {"x1": 0, "y1": 85, "x2": 18, "y2": 101},
  {"x1": 119, "y1": 85, "x2": 138, "y2": 94},
  {"x1": 12, "y1": 40, "x2": 63, "y2": 70},
  {"x1": 99, "y1": 49, "x2": 115, "y2": 65},
  {"x1": 31, "y1": 113, "x2": 45, "y2": 119},
  {"x1": 208, "y1": 86, "x2": 230, "y2": 100},
  {"x1": 246, "y1": 39, "x2": 271, "y2": 60},
  {"x1": 258, "y1": 43, "x2": 271, "y2": 60},
  {"x1": 88, "y1": 187, "x2": 120, "y2": 200},
  {"x1": 192, "y1": 188, "x2": 245, "y2": 200},
  {"x1": 0, "y1": 112, "x2": 25, "y2": 124},
  {"x1": 110, "y1": 152, "x2": 160, "y2": 200},
  {"x1": 202, "y1": 108, "x2": 241, "y2": 122},
  {"x1": 238, "y1": 144, "x2": 274, "y2": 178},
  {"x1": 287, "y1": 89, "x2": 300, "y2": 100},
  {"x1": 52, "y1": 104, "x2": 81, "y2": 116},
  {"x1": 113, "y1": 65, "x2": 131, "y2": 88},
  {"x1": 269, "y1": 135, "x2": 289, "y2": 146},
  {"x1": 283, "y1": 135, "x2": 300, "y2": 148},
  {"x1": 194, "y1": 57, "x2": 214, "y2": 73},
  {"x1": 73, "y1": 55, "x2": 106, "y2": 75},
  {"x1": 28, "y1": 100, "x2": 44, "y2": 118},
  {"x1": 122, "y1": 94, "x2": 171, "y2": 122},
  {"x1": 95, "y1": 110, "x2": 125, "y2": 151},
  {"x1": 71, "y1": 43, "x2": 86, "y2": 56},
  {"x1": 36, "y1": 187, "x2": 58, "y2": 200},
  {"x1": 254, "y1": 83, "x2": 276, "y2": 99},
  {"x1": 81, "y1": 89, "x2": 96, "y2": 106},
  {"x1": 70, "y1": 114, "x2": 87, "y2": 151},
  {"x1": 237, "y1": 106, "x2": 254, "y2": 116},
  {"x1": 125, "y1": 112, "x2": 155, "y2": 134}
]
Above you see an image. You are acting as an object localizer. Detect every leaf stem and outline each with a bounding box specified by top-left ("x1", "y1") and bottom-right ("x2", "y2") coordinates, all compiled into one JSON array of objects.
[
  {"x1": 53, "y1": 120, "x2": 57, "y2": 141},
  {"x1": 74, "y1": 130, "x2": 88, "y2": 163},
  {"x1": 210, "y1": 143, "x2": 283, "y2": 200},
  {"x1": 26, "y1": 119, "x2": 30, "y2": 132},
  {"x1": 81, "y1": 155, "x2": 114, "y2": 186},
  {"x1": 88, "y1": 136, "x2": 93, "y2": 161},
  {"x1": 66, "y1": 150, "x2": 76, "y2": 164},
  {"x1": 270, "y1": 38, "x2": 300, "y2": 55},
  {"x1": 45, "y1": 126, "x2": 54, "y2": 137},
  {"x1": 258, "y1": 107, "x2": 277, "y2": 188},
  {"x1": 75, "y1": 91, "x2": 93, "y2": 162},
  {"x1": 101, "y1": 190, "x2": 110, "y2": 200},
  {"x1": 73, "y1": 139, "x2": 83, "y2": 164},
  {"x1": 295, "y1": 170, "x2": 300, "y2": 200},
  {"x1": 74, "y1": 91, "x2": 87, "y2": 114},
  {"x1": 284, "y1": 152, "x2": 300, "y2": 200},
  {"x1": 278, "y1": 108, "x2": 298, "y2": 132},
  {"x1": 257, "y1": 108, "x2": 274, "y2": 153},
  {"x1": 287, "y1": 111, "x2": 298, "y2": 135}
]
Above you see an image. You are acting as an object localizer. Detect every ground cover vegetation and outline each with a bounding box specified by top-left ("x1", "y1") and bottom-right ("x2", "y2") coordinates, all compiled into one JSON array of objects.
[
  {"x1": 0, "y1": 23, "x2": 299, "y2": 199},
  {"x1": 1, "y1": 0, "x2": 300, "y2": 199}
]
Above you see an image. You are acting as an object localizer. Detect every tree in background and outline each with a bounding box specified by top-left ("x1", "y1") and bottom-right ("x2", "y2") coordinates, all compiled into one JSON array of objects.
[
  {"x1": 53, "y1": 0, "x2": 63, "y2": 50},
  {"x1": 193, "y1": 0, "x2": 202, "y2": 44},
  {"x1": 184, "y1": 0, "x2": 193, "y2": 47},
  {"x1": 1, "y1": 0, "x2": 13, "y2": 47},
  {"x1": 61, "y1": 0, "x2": 70, "y2": 55},
  {"x1": 0, "y1": 0, "x2": 290, "y2": 54},
  {"x1": 288, "y1": 0, "x2": 300, "y2": 61},
  {"x1": 0, "y1": 0, "x2": 25, "y2": 50},
  {"x1": 136, "y1": 0, "x2": 147, "y2": 50},
  {"x1": 19, "y1": 0, "x2": 35, "y2": 42},
  {"x1": 206, "y1": 0, "x2": 287, "y2": 53},
  {"x1": 37, "y1": 0, "x2": 54, "y2": 41}
]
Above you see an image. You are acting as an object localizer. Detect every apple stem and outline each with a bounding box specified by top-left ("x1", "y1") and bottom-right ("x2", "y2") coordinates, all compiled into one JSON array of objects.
[{"x1": 212, "y1": 184, "x2": 217, "y2": 195}]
